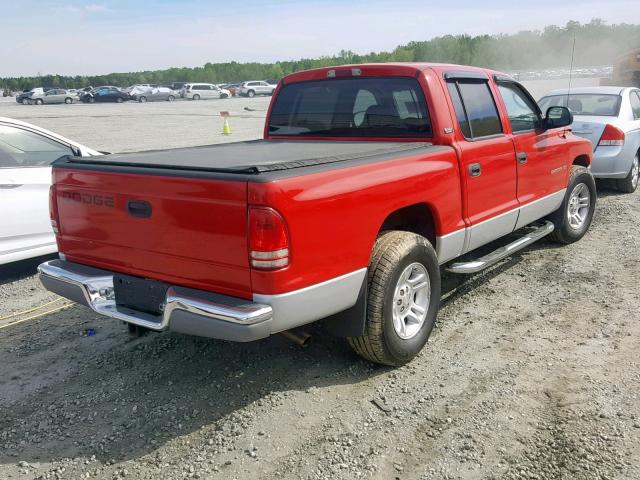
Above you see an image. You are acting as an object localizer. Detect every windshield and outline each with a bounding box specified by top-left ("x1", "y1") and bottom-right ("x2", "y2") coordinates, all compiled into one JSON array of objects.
[
  {"x1": 538, "y1": 94, "x2": 621, "y2": 117},
  {"x1": 268, "y1": 77, "x2": 432, "y2": 138}
]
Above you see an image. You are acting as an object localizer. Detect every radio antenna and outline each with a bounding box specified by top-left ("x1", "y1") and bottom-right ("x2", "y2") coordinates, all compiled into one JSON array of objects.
[{"x1": 567, "y1": 34, "x2": 576, "y2": 105}]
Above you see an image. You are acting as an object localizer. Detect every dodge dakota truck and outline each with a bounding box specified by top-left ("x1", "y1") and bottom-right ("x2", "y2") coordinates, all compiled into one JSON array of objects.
[{"x1": 39, "y1": 63, "x2": 595, "y2": 366}]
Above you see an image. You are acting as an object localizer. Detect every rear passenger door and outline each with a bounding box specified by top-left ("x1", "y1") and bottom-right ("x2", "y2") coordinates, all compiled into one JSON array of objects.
[
  {"x1": 445, "y1": 74, "x2": 519, "y2": 252},
  {"x1": 495, "y1": 80, "x2": 569, "y2": 229}
]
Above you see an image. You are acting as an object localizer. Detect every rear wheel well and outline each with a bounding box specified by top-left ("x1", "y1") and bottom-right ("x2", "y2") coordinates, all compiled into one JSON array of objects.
[
  {"x1": 379, "y1": 203, "x2": 436, "y2": 247},
  {"x1": 573, "y1": 154, "x2": 590, "y2": 168}
]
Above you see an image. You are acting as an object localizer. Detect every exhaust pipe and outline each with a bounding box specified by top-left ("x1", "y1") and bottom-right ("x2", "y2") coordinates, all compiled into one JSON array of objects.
[{"x1": 281, "y1": 329, "x2": 311, "y2": 347}]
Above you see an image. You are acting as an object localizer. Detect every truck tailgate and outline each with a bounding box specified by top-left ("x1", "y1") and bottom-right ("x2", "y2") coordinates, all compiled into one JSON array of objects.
[{"x1": 53, "y1": 168, "x2": 251, "y2": 299}]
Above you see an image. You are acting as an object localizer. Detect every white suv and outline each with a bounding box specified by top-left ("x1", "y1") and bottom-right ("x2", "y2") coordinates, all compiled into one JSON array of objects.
[
  {"x1": 239, "y1": 81, "x2": 276, "y2": 97},
  {"x1": 182, "y1": 83, "x2": 231, "y2": 100}
]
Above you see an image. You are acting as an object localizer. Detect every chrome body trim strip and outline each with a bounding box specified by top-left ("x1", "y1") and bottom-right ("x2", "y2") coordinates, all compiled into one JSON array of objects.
[
  {"x1": 447, "y1": 221, "x2": 554, "y2": 274},
  {"x1": 254, "y1": 268, "x2": 367, "y2": 333}
]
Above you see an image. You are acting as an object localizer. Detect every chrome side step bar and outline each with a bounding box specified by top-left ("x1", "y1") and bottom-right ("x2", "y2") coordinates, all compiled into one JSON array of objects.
[{"x1": 446, "y1": 221, "x2": 554, "y2": 274}]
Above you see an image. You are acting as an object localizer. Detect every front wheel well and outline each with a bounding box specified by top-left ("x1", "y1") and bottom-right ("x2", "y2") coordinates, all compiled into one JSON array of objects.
[
  {"x1": 378, "y1": 203, "x2": 436, "y2": 247},
  {"x1": 573, "y1": 154, "x2": 590, "y2": 168}
]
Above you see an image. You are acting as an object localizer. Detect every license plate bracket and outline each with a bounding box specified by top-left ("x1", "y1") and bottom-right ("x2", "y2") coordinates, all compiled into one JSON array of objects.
[{"x1": 113, "y1": 274, "x2": 169, "y2": 316}]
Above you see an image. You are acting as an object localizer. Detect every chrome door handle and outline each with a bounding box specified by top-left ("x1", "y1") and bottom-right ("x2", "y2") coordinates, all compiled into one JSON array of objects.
[
  {"x1": 517, "y1": 152, "x2": 528, "y2": 164},
  {"x1": 468, "y1": 163, "x2": 481, "y2": 177}
]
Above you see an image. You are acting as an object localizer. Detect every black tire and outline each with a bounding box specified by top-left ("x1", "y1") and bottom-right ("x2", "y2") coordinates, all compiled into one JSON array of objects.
[
  {"x1": 247, "y1": 90, "x2": 255, "y2": 98},
  {"x1": 548, "y1": 165, "x2": 596, "y2": 244},
  {"x1": 615, "y1": 153, "x2": 639, "y2": 193},
  {"x1": 116, "y1": 97, "x2": 124, "y2": 103},
  {"x1": 21, "y1": 98, "x2": 29, "y2": 105},
  {"x1": 348, "y1": 231, "x2": 441, "y2": 366},
  {"x1": 139, "y1": 96, "x2": 147, "y2": 103},
  {"x1": 167, "y1": 95, "x2": 175, "y2": 102},
  {"x1": 88, "y1": 96, "x2": 95, "y2": 103},
  {"x1": 35, "y1": 98, "x2": 43, "y2": 105},
  {"x1": 193, "y1": 94, "x2": 200, "y2": 100},
  {"x1": 64, "y1": 97, "x2": 73, "y2": 104}
]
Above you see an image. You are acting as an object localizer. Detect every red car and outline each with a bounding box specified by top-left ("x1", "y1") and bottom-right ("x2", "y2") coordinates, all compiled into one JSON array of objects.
[{"x1": 40, "y1": 63, "x2": 594, "y2": 366}]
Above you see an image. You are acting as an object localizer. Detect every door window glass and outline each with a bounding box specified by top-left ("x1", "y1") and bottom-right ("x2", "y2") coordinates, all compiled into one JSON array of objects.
[
  {"x1": 630, "y1": 91, "x2": 640, "y2": 120},
  {"x1": 497, "y1": 83, "x2": 541, "y2": 132},
  {"x1": 0, "y1": 125, "x2": 72, "y2": 168},
  {"x1": 456, "y1": 81, "x2": 502, "y2": 137}
]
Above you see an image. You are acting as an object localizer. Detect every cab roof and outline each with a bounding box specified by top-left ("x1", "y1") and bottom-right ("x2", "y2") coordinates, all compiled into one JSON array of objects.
[{"x1": 281, "y1": 62, "x2": 509, "y2": 84}]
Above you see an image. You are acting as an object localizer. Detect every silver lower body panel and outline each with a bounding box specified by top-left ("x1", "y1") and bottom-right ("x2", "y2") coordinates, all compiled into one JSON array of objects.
[{"x1": 38, "y1": 260, "x2": 365, "y2": 342}]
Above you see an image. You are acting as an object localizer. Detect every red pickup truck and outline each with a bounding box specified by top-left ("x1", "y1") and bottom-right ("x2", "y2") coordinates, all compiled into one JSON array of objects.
[{"x1": 39, "y1": 63, "x2": 595, "y2": 366}]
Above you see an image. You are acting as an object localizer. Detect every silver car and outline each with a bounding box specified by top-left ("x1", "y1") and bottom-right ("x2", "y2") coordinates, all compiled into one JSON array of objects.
[
  {"x1": 29, "y1": 89, "x2": 77, "y2": 105},
  {"x1": 238, "y1": 81, "x2": 276, "y2": 97},
  {"x1": 539, "y1": 87, "x2": 640, "y2": 193},
  {"x1": 130, "y1": 87, "x2": 177, "y2": 102}
]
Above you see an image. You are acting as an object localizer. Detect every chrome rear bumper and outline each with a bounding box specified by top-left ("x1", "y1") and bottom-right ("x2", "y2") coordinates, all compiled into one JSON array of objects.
[{"x1": 38, "y1": 260, "x2": 273, "y2": 342}]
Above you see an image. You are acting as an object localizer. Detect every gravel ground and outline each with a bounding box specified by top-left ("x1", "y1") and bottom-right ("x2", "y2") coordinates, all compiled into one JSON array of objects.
[{"x1": 1, "y1": 77, "x2": 638, "y2": 480}]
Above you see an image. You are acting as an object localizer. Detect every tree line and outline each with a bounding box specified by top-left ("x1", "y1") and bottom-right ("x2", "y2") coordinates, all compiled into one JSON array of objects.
[{"x1": 2, "y1": 19, "x2": 638, "y2": 92}]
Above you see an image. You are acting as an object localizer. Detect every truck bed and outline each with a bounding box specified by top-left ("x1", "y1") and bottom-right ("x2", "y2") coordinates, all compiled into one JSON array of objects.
[{"x1": 54, "y1": 140, "x2": 440, "y2": 177}]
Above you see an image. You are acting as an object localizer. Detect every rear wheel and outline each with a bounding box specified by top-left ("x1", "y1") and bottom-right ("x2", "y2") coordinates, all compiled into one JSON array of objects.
[
  {"x1": 139, "y1": 96, "x2": 147, "y2": 103},
  {"x1": 247, "y1": 90, "x2": 255, "y2": 98},
  {"x1": 167, "y1": 95, "x2": 175, "y2": 102},
  {"x1": 116, "y1": 97, "x2": 124, "y2": 103},
  {"x1": 64, "y1": 97, "x2": 73, "y2": 104},
  {"x1": 193, "y1": 94, "x2": 200, "y2": 100},
  {"x1": 35, "y1": 98, "x2": 43, "y2": 105},
  {"x1": 549, "y1": 165, "x2": 596, "y2": 244},
  {"x1": 88, "y1": 96, "x2": 95, "y2": 103},
  {"x1": 348, "y1": 231, "x2": 440, "y2": 366},
  {"x1": 616, "y1": 153, "x2": 639, "y2": 193},
  {"x1": 21, "y1": 98, "x2": 29, "y2": 105}
]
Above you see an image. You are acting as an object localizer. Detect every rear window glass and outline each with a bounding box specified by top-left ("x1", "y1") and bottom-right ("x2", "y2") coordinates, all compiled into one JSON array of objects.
[
  {"x1": 269, "y1": 77, "x2": 431, "y2": 138},
  {"x1": 538, "y1": 94, "x2": 622, "y2": 117}
]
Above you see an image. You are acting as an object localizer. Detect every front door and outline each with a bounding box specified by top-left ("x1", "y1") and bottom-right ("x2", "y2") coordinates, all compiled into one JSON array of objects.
[
  {"x1": 446, "y1": 79, "x2": 519, "y2": 253},
  {"x1": 495, "y1": 81, "x2": 569, "y2": 229}
]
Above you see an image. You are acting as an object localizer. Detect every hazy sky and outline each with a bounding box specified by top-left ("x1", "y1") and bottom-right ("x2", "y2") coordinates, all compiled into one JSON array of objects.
[{"x1": 1, "y1": 0, "x2": 639, "y2": 77}]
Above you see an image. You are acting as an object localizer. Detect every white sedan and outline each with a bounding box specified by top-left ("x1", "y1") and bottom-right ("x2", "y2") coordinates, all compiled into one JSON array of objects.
[{"x1": 0, "y1": 117, "x2": 102, "y2": 265}]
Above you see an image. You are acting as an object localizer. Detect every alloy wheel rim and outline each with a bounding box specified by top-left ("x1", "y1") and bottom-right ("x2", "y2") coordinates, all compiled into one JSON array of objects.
[
  {"x1": 566, "y1": 183, "x2": 590, "y2": 230},
  {"x1": 631, "y1": 156, "x2": 639, "y2": 189},
  {"x1": 391, "y1": 262, "x2": 430, "y2": 340}
]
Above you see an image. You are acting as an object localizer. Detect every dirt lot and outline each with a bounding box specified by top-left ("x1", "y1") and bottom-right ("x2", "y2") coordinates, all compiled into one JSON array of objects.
[{"x1": 1, "y1": 82, "x2": 639, "y2": 480}]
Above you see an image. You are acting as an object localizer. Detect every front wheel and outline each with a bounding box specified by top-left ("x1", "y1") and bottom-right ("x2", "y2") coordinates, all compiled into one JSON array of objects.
[
  {"x1": 348, "y1": 231, "x2": 441, "y2": 366},
  {"x1": 192, "y1": 94, "x2": 200, "y2": 100},
  {"x1": 139, "y1": 96, "x2": 147, "y2": 103},
  {"x1": 247, "y1": 90, "x2": 255, "y2": 98},
  {"x1": 549, "y1": 165, "x2": 596, "y2": 244},
  {"x1": 167, "y1": 95, "x2": 175, "y2": 102},
  {"x1": 35, "y1": 99, "x2": 43, "y2": 105},
  {"x1": 616, "y1": 153, "x2": 639, "y2": 193},
  {"x1": 116, "y1": 97, "x2": 124, "y2": 103},
  {"x1": 64, "y1": 97, "x2": 73, "y2": 104}
]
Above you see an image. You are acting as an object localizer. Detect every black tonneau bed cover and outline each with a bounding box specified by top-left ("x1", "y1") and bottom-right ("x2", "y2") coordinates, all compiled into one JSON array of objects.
[{"x1": 55, "y1": 140, "x2": 445, "y2": 174}]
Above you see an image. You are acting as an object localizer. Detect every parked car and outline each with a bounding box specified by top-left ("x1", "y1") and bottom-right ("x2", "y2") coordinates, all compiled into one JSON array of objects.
[
  {"x1": 130, "y1": 87, "x2": 177, "y2": 102},
  {"x1": 222, "y1": 83, "x2": 243, "y2": 96},
  {"x1": 0, "y1": 117, "x2": 102, "y2": 265},
  {"x1": 39, "y1": 63, "x2": 595, "y2": 366},
  {"x1": 16, "y1": 88, "x2": 44, "y2": 105},
  {"x1": 80, "y1": 86, "x2": 130, "y2": 103},
  {"x1": 182, "y1": 83, "x2": 231, "y2": 100},
  {"x1": 124, "y1": 84, "x2": 158, "y2": 93},
  {"x1": 29, "y1": 88, "x2": 77, "y2": 105},
  {"x1": 539, "y1": 86, "x2": 640, "y2": 192},
  {"x1": 238, "y1": 81, "x2": 275, "y2": 97}
]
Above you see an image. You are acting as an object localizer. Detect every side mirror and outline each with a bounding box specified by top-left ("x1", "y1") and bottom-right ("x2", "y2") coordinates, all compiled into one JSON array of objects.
[{"x1": 545, "y1": 106, "x2": 573, "y2": 129}]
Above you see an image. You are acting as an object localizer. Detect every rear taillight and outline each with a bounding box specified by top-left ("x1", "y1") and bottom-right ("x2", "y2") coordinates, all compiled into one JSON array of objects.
[
  {"x1": 248, "y1": 206, "x2": 289, "y2": 270},
  {"x1": 49, "y1": 185, "x2": 60, "y2": 234},
  {"x1": 598, "y1": 124, "x2": 625, "y2": 147}
]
